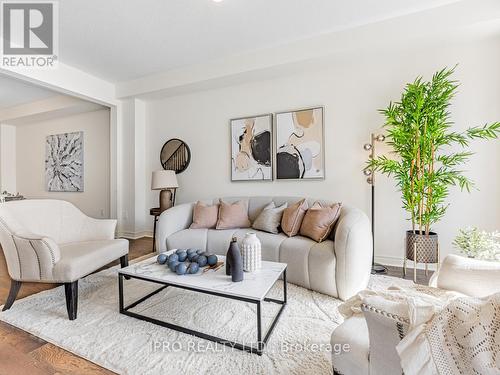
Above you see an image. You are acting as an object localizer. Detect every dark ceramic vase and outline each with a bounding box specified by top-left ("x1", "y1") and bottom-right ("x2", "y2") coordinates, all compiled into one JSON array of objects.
[
  {"x1": 226, "y1": 238, "x2": 234, "y2": 276},
  {"x1": 226, "y1": 237, "x2": 244, "y2": 282}
]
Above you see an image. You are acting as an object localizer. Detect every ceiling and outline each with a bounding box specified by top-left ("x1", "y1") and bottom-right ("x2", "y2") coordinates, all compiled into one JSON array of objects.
[
  {"x1": 58, "y1": 0, "x2": 461, "y2": 82},
  {"x1": 0, "y1": 75, "x2": 59, "y2": 109}
]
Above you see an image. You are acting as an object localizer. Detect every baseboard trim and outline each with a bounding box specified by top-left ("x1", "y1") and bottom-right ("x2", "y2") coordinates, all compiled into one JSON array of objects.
[{"x1": 118, "y1": 230, "x2": 153, "y2": 240}]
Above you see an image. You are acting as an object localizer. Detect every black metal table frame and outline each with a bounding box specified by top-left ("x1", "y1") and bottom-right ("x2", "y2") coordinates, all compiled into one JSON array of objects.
[{"x1": 118, "y1": 268, "x2": 287, "y2": 356}]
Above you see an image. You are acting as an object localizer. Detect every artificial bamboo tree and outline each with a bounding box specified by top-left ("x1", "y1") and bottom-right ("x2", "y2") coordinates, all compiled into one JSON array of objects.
[{"x1": 368, "y1": 67, "x2": 499, "y2": 274}]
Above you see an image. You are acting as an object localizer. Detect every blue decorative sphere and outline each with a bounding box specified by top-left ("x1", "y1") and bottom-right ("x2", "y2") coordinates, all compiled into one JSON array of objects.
[
  {"x1": 197, "y1": 255, "x2": 208, "y2": 267},
  {"x1": 157, "y1": 253, "x2": 168, "y2": 265},
  {"x1": 196, "y1": 249, "x2": 205, "y2": 255},
  {"x1": 175, "y1": 249, "x2": 186, "y2": 255},
  {"x1": 207, "y1": 254, "x2": 218, "y2": 266},
  {"x1": 188, "y1": 262, "x2": 200, "y2": 274},
  {"x1": 187, "y1": 252, "x2": 197, "y2": 261},
  {"x1": 168, "y1": 260, "x2": 179, "y2": 272},
  {"x1": 177, "y1": 251, "x2": 188, "y2": 262},
  {"x1": 187, "y1": 248, "x2": 197, "y2": 255},
  {"x1": 175, "y1": 262, "x2": 188, "y2": 275},
  {"x1": 168, "y1": 253, "x2": 179, "y2": 263}
]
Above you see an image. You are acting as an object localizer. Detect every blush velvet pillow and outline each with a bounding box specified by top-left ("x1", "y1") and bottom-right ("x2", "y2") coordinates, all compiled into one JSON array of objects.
[
  {"x1": 252, "y1": 202, "x2": 288, "y2": 234},
  {"x1": 190, "y1": 201, "x2": 219, "y2": 229},
  {"x1": 300, "y1": 201, "x2": 342, "y2": 242},
  {"x1": 216, "y1": 199, "x2": 251, "y2": 229},
  {"x1": 281, "y1": 199, "x2": 308, "y2": 237}
]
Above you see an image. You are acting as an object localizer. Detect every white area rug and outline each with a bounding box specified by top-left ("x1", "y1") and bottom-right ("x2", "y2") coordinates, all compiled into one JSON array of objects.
[{"x1": 0, "y1": 268, "x2": 409, "y2": 375}]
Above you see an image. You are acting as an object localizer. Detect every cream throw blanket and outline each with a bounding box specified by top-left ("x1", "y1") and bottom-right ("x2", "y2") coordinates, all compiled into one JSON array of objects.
[
  {"x1": 398, "y1": 292, "x2": 500, "y2": 375},
  {"x1": 340, "y1": 285, "x2": 500, "y2": 375}
]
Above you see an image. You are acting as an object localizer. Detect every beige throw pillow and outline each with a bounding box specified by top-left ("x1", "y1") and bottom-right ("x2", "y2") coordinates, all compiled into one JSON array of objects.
[
  {"x1": 190, "y1": 201, "x2": 219, "y2": 229},
  {"x1": 252, "y1": 202, "x2": 288, "y2": 234},
  {"x1": 300, "y1": 201, "x2": 342, "y2": 242},
  {"x1": 216, "y1": 199, "x2": 251, "y2": 229},
  {"x1": 281, "y1": 199, "x2": 308, "y2": 237}
]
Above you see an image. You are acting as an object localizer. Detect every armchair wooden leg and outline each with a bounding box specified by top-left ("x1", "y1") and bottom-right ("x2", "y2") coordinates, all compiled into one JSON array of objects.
[
  {"x1": 2, "y1": 280, "x2": 21, "y2": 311},
  {"x1": 64, "y1": 281, "x2": 78, "y2": 320},
  {"x1": 120, "y1": 255, "x2": 131, "y2": 279}
]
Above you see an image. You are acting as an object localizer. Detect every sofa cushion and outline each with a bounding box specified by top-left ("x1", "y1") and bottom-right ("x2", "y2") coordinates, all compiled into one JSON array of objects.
[
  {"x1": 190, "y1": 201, "x2": 219, "y2": 229},
  {"x1": 279, "y1": 235, "x2": 314, "y2": 289},
  {"x1": 166, "y1": 229, "x2": 208, "y2": 251},
  {"x1": 300, "y1": 201, "x2": 342, "y2": 242},
  {"x1": 207, "y1": 228, "x2": 239, "y2": 255},
  {"x1": 281, "y1": 198, "x2": 308, "y2": 237},
  {"x1": 53, "y1": 239, "x2": 128, "y2": 282},
  {"x1": 279, "y1": 235, "x2": 336, "y2": 294},
  {"x1": 216, "y1": 199, "x2": 251, "y2": 230},
  {"x1": 309, "y1": 240, "x2": 337, "y2": 296},
  {"x1": 252, "y1": 202, "x2": 287, "y2": 234}
]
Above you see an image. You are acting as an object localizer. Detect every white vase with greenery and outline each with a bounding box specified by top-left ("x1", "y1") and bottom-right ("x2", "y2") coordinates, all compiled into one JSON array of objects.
[{"x1": 453, "y1": 227, "x2": 500, "y2": 261}]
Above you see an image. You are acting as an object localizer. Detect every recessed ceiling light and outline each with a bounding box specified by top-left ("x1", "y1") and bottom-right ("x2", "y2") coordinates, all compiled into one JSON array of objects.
[{"x1": 213, "y1": 0, "x2": 223, "y2": 2}]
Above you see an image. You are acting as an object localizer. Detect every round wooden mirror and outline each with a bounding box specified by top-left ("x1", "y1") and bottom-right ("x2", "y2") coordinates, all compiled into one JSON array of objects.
[{"x1": 160, "y1": 139, "x2": 191, "y2": 173}]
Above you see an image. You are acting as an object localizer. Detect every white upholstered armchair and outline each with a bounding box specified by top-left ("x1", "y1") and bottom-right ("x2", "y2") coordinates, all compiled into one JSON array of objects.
[
  {"x1": 0, "y1": 199, "x2": 129, "y2": 320},
  {"x1": 331, "y1": 254, "x2": 500, "y2": 375}
]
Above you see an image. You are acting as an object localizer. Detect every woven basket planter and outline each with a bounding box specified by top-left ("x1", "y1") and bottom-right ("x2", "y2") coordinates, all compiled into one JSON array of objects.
[{"x1": 406, "y1": 230, "x2": 438, "y2": 263}]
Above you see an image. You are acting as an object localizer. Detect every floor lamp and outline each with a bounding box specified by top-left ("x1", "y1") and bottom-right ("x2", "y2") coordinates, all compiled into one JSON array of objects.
[{"x1": 363, "y1": 133, "x2": 387, "y2": 274}]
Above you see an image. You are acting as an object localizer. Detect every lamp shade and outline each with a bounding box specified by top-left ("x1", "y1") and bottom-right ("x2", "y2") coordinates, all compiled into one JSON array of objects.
[{"x1": 151, "y1": 170, "x2": 179, "y2": 190}]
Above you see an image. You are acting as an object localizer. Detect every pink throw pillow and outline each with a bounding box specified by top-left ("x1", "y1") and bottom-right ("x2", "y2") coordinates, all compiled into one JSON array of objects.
[
  {"x1": 190, "y1": 201, "x2": 219, "y2": 229},
  {"x1": 216, "y1": 199, "x2": 251, "y2": 229}
]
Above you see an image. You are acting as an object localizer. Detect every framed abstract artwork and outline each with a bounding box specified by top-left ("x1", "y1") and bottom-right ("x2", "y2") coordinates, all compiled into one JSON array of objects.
[
  {"x1": 275, "y1": 106, "x2": 325, "y2": 180},
  {"x1": 45, "y1": 131, "x2": 84, "y2": 192},
  {"x1": 230, "y1": 114, "x2": 273, "y2": 181}
]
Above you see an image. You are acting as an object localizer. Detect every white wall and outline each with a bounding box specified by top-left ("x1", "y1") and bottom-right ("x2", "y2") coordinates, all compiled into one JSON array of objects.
[
  {"x1": 16, "y1": 109, "x2": 111, "y2": 218},
  {"x1": 0, "y1": 124, "x2": 17, "y2": 192},
  {"x1": 146, "y1": 37, "x2": 500, "y2": 265}
]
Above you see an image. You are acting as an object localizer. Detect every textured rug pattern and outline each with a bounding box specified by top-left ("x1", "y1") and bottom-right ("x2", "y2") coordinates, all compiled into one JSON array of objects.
[{"x1": 0, "y1": 268, "x2": 409, "y2": 375}]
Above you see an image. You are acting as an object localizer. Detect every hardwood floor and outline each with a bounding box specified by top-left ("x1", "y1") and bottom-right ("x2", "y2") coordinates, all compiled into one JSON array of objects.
[
  {"x1": 0, "y1": 237, "x2": 431, "y2": 375},
  {"x1": 0, "y1": 237, "x2": 153, "y2": 375},
  {"x1": 385, "y1": 264, "x2": 433, "y2": 285}
]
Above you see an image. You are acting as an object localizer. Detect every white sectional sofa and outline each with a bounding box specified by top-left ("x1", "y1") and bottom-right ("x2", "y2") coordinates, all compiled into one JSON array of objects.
[{"x1": 156, "y1": 196, "x2": 372, "y2": 300}]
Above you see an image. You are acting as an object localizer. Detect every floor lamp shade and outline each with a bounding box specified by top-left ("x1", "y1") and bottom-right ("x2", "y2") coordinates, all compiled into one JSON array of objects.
[{"x1": 151, "y1": 170, "x2": 179, "y2": 211}]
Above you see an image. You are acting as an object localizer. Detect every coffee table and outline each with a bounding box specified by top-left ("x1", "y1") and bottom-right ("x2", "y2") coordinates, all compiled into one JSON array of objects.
[{"x1": 118, "y1": 251, "x2": 287, "y2": 355}]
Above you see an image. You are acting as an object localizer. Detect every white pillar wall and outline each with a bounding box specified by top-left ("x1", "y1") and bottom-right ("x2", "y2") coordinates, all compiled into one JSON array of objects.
[
  {"x1": 0, "y1": 124, "x2": 17, "y2": 193},
  {"x1": 116, "y1": 98, "x2": 149, "y2": 238}
]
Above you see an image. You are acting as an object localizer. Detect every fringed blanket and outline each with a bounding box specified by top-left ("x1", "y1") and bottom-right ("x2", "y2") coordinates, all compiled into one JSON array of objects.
[
  {"x1": 397, "y1": 292, "x2": 500, "y2": 375},
  {"x1": 340, "y1": 286, "x2": 500, "y2": 375}
]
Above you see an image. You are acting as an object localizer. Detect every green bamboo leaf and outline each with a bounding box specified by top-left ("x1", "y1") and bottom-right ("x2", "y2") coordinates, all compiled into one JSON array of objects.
[{"x1": 374, "y1": 67, "x2": 497, "y2": 231}]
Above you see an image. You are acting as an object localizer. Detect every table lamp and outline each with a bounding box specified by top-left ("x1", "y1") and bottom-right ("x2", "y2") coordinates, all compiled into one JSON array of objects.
[{"x1": 151, "y1": 170, "x2": 179, "y2": 212}]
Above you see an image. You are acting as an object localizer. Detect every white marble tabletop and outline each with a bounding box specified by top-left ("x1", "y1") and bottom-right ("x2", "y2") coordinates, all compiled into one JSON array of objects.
[{"x1": 119, "y1": 251, "x2": 287, "y2": 301}]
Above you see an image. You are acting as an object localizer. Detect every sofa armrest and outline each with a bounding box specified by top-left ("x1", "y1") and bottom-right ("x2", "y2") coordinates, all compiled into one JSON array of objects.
[
  {"x1": 333, "y1": 207, "x2": 372, "y2": 300},
  {"x1": 12, "y1": 232, "x2": 61, "y2": 281},
  {"x1": 80, "y1": 218, "x2": 117, "y2": 241},
  {"x1": 361, "y1": 303, "x2": 409, "y2": 375},
  {"x1": 156, "y1": 203, "x2": 195, "y2": 252}
]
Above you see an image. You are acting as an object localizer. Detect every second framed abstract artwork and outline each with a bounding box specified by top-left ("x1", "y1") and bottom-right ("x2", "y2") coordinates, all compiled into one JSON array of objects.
[
  {"x1": 275, "y1": 107, "x2": 325, "y2": 180},
  {"x1": 230, "y1": 114, "x2": 273, "y2": 181}
]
